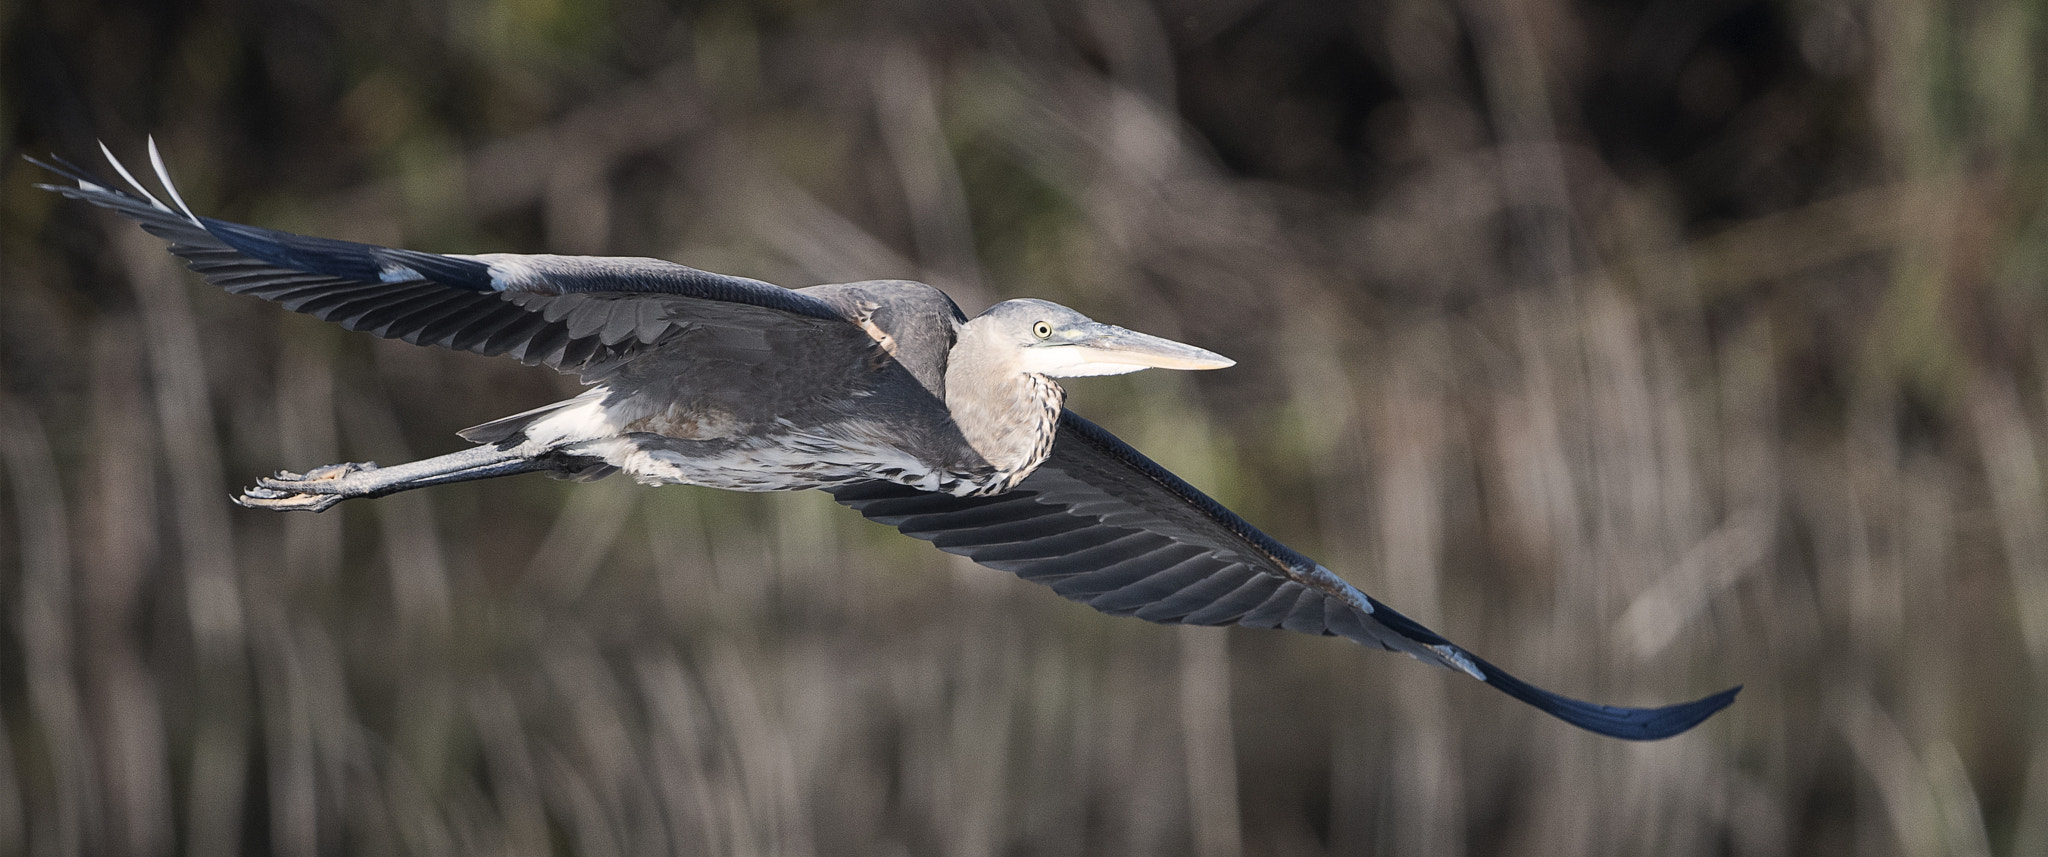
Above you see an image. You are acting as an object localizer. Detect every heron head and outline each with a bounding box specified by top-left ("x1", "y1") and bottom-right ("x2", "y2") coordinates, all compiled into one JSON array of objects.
[{"x1": 975, "y1": 299, "x2": 1235, "y2": 378}]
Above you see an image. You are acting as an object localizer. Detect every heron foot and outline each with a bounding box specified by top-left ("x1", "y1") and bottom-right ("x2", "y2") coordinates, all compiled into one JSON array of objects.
[{"x1": 235, "y1": 461, "x2": 381, "y2": 512}]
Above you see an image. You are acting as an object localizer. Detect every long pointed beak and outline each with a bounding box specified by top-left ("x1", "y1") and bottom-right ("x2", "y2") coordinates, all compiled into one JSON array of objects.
[{"x1": 1070, "y1": 324, "x2": 1235, "y2": 370}]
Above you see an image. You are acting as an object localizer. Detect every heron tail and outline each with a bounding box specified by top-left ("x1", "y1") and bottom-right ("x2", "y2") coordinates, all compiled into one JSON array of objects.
[{"x1": 458, "y1": 397, "x2": 589, "y2": 446}]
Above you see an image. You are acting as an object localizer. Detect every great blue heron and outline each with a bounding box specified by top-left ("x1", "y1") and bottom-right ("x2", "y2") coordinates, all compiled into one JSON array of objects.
[{"x1": 34, "y1": 142, "x2": 1737, "y2": 740}]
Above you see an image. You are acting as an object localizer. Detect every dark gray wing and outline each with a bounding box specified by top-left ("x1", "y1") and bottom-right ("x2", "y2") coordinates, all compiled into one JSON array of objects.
[
  {"x1": 829, "y1": 411, "x2": 1739, "y2": 740},
  {"x1": 31, "y1": 149, "x2": 852, "y2": 380}
]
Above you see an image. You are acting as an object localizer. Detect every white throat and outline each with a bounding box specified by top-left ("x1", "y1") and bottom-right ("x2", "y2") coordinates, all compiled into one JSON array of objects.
[{"x1": 944, "y1": 317, "x2": 1068, "y2": 481}]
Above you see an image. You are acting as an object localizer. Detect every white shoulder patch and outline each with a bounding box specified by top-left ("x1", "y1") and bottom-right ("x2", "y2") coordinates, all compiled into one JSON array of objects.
[
  {"x1": 380, "y1": 264, "x2": 423, "y2": 283},
  {"x1": 456, "y1": 253, "x2": 541, "y2": 291}
]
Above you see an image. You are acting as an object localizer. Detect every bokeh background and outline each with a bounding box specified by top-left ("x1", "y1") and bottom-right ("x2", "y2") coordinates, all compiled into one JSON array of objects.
[{"x1": 4, "y1": 0, "x2": 2045, "y2": 854}]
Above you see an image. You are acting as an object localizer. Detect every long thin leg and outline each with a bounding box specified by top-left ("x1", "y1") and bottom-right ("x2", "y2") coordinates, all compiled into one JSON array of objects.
[{"x1": 235, "y1": 445, "x2": 553, "y2": 512}]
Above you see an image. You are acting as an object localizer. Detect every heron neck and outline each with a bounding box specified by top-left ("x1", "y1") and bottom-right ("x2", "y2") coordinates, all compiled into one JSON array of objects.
[{"x1": 944, "y1": 323, "x2": 1066, "y2": 484}]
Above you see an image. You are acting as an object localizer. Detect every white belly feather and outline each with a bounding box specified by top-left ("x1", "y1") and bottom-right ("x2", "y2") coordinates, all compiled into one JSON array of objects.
[{"x1": 513, "y1": 386, "x2": 975, "y2": 494}]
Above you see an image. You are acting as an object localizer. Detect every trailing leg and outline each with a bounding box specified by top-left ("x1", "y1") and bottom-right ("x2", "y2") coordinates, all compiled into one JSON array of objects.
[{"x1": 235, "y1": 445, "x2": 559, "y2": 512}]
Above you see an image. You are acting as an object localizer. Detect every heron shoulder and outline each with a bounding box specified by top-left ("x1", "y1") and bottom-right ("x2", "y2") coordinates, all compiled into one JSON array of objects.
[{"x1": 799, "y1": 280, "x2": 966, "y2": 395}]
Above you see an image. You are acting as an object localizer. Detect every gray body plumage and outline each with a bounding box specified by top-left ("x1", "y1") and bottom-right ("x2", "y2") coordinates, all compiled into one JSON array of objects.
[
  {"x1": 452, "y1": 276, "x2": 1081, "y2": 496},
  {"x1": 31, "y1": 143, "x2": 1740, "y2": 741}
]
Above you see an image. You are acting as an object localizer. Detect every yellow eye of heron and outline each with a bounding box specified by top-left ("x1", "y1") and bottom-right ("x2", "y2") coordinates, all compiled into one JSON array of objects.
[{"x1": 1032, "y1": 321, "x2": 1053, "y2": 339}]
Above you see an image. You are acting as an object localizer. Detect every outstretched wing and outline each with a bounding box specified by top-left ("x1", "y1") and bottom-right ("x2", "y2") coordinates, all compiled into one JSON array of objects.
[
  {"x1": 829, "y1": 411, "x2": 1739, "y2": 740},
  {"x1": 31, "y1": 143, "x2": 855, "y2": 381}
]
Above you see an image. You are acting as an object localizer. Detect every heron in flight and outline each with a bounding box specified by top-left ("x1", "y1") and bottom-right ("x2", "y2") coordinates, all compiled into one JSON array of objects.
[{"x1": 34, "y1": 142, "x2": 1736, "y2": 740}]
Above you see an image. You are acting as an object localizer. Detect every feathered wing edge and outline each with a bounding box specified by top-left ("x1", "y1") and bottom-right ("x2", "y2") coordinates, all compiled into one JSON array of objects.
[
  {"x1": 31, "y1": 140, "x2": 498, "y2": 289},
  {"x1": 830, "y1": 412, "x2": 1738, "y2": 740},
  {"x1": 29, "y1": 142, "x2": 851, "y2": 377}
]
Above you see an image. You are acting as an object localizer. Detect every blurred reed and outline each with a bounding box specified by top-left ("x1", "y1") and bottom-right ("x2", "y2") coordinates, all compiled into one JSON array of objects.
[{"x1": 5, "y1": 0, "x2": 2048, "y2": 855}]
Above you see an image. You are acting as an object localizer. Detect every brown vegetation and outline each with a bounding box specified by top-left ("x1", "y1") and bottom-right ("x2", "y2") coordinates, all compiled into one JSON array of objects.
[{"x1": 5, "y1": 0, "x2": 2046, "y2": 854}]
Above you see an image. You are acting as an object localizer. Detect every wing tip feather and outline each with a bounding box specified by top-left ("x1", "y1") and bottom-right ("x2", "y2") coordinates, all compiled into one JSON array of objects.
[
  {"x1": 146, "y1": 136, "x2": 202, "y2": 223},
  {"x1": 1471, "y1": 653, "x2": 1740, "y2": 740}
]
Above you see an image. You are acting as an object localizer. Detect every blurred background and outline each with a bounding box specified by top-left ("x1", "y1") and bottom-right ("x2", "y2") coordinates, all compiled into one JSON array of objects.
[{"x1": 3, "y1": 0, "x2": 2045, "y2": 854}]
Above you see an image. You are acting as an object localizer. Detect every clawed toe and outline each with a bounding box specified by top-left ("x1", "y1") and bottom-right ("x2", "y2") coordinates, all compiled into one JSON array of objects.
[{"x1": 234, "y1": 486, "x2": 346, "y2": 512}]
